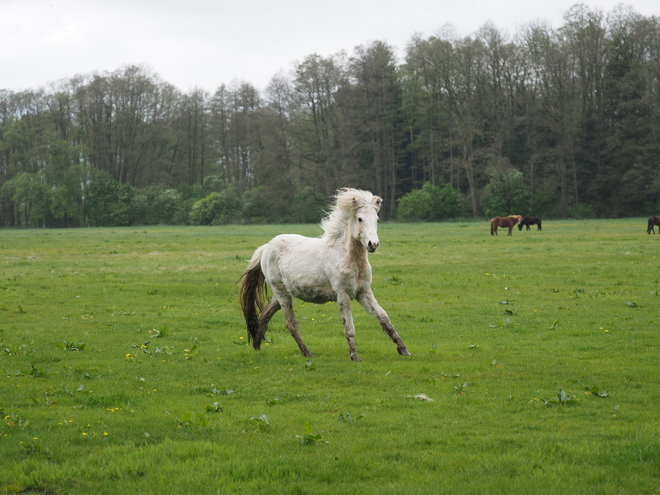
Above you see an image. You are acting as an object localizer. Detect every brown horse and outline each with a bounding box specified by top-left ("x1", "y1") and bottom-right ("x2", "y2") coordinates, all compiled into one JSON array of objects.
[
  {"x1": 647, "y1": 215, "x2": 660, "y2": 234},
  {"x1": 490, "y1": 215, "x2": 523, "y2": 236},
  {"x1": 518, "y1": 217, "x2": 542, "y2": 231}
]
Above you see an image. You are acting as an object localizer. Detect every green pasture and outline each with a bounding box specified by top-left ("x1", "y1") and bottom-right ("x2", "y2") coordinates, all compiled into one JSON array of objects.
[{"x1": 1, "y1": 220, "x2": 659, "y2": 494}]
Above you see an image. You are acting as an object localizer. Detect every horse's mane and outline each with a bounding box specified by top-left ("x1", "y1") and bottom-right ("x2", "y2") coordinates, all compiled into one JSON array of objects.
[{"x1": 321, "y1": 188, "x2": 380, "y2": 239}]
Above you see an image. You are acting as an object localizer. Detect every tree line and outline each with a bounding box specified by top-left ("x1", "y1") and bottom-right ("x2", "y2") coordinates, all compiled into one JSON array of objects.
[{"x1": 1, "y1": 4, "x2": 659, "y2": 227}]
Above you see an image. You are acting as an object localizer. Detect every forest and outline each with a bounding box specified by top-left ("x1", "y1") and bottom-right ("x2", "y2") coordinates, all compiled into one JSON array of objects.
[{"x1": 1, "y1": 4, "x2": 659, "y2": 227}]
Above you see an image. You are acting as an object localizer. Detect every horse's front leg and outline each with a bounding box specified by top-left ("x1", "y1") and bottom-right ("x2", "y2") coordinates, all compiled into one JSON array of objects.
[
  {"x1": 337, "y1": 292, "x2": 361, "y2": 361},
  {"x1": 357, "y1": 290, "x2": 411, "y2": 357},
  {"x1": 279, "y1": 296, "x2": 314, "y2": 358}
]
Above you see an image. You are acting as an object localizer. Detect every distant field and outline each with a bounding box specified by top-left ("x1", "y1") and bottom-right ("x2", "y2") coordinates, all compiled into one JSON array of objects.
[{"x1": 1, "y1": 220, "x2": 659, "y2": 494}]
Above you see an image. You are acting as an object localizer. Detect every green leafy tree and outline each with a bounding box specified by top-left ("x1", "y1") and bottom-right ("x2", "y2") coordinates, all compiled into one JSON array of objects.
[
  {"x1": 84, "y1": 175, "x2": 135, "y2": 226},
  {"x1": 481, "y1": 170, "x2": 531, "y2": 217},
  {"x1": 189, "y1": 185, "x2": 241, "y2": 225},
  {"x1": 1, "y1": 172, "x2": 50, "y2": 227},
  {"x1": 397, "y1": 182, "x2": 467, "y2": 221},
  {"x1": 133, "y1": 187, "x2": 186, "y2": 225}
]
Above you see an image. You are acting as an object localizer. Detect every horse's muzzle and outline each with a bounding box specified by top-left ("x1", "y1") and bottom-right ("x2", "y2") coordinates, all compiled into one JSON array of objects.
[{"x1": 367, "y1": 241, "x2": 379, "y2": 252}]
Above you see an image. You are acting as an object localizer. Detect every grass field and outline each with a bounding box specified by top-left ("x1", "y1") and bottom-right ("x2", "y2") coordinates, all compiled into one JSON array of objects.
[{"x1": 1, "y1": 220, "x2": 659, "y2": 494}]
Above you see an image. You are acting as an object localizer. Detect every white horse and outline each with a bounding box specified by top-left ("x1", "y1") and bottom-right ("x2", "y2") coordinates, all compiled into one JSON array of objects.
[{"x1": 239, "y1": 188, "x2": 410, "y2": 361}]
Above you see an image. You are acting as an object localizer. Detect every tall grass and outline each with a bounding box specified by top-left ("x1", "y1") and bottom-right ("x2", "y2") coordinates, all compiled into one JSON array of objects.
[{"x1": 1, "y1": 220, "x2": 659, "y2": 494}]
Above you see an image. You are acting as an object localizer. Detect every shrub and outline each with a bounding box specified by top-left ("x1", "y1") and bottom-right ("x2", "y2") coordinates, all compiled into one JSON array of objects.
[
  {"x1": 133, "y1": 187, "x2": 185, "y2": 225},
  {"x1": 189, "y1": 185, "x2": 241, "y2": 225},
  {"x1": 397, "y1": 182, "x2": 467, "y2": 221},
  {"x1": 481, "y1": 170, "x2": 531, "y2": 218},
  {"x1": 84, "y1": 175, "x2": 135, "y2": 227}
]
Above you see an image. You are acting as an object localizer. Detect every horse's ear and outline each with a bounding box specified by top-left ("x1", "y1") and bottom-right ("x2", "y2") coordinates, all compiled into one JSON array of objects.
[{"x1": 373, "y1": 196, "x2": 382, "y2": 211}]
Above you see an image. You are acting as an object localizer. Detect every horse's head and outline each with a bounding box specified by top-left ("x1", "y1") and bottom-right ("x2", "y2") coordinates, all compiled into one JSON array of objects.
[
  {"x1": 356, "y1": 205, "x2": 381, "y2": 252},
  {"x1": 350, "y1": 193, "x2": 382, "y2": 252},
  {"x1": 322, "y1": 189, "x2": 383, "y2": 252}
]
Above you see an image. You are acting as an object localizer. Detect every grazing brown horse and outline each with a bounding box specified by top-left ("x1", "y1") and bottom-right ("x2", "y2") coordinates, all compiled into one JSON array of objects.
[
  {"x1": 518, "y1": 217, "x2": 542, "y2": 231},
  {"x1": 647, "y1": 215, "x2": 660, "y2": 234},
  {"x1": 490, "y1": 215, "x2": 523, "y2": 236}
]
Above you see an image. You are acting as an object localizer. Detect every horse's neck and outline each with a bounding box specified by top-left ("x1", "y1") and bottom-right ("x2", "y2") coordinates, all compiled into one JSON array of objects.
[
  {"x1": 346, "y1": 236, "x2": 369, "y2": 274},
  {"x1": 326, "y1": 232, "x2": 369, "y2": 272}
]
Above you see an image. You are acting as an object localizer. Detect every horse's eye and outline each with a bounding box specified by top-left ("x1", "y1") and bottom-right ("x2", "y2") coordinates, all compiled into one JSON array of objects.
[{"x1": 358, "y1": 217, "x2": 363, "y2": 223}]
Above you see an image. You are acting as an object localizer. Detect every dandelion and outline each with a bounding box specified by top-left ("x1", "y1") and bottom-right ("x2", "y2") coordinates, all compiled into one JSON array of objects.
[{"x1": 82, "y1": 432, "x2": 87, "y2": 436}]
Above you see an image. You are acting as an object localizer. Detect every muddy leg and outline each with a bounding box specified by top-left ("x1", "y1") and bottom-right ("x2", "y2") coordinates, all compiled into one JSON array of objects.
[
  {"x1": 337, "y1": 292, "x2": 360, "y2": 361},
  {"x1": 357, "y1": 291, "x2": 410, "y2": 356},
  {"x1": 253, "y1": 298, "x2": 281, "y2": 350},
  {"x1": 280, "y1": 297, "x2": 314, "y2": 358}
]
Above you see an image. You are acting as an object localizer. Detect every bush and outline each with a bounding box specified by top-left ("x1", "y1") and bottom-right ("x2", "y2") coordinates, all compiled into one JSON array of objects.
[
  {"x1": 133, "y1": 187, "x2": 185, "y2": 225},
  {"x1": 189, "y1": 185, "x2": 241, "y2": 225},
  {"x1": 84, "y1": 176, "x2": 135, "y2": 227},
  {"x1": 481, "y1": 170, "x2": 531, "y2": 218},
  {"x1": 397, "y1": 182, "x2": 467, "y2": 221}
]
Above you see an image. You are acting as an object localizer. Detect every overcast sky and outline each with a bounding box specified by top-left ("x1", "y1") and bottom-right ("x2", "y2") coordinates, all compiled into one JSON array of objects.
[{"x1": 1, "y1": 0, "x2": 658, "y2": 94}]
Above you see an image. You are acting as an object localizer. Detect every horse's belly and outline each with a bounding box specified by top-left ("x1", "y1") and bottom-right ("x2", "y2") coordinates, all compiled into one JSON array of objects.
[{"x1": 288, "y1": 279, "x2": 337, "y2": 304}]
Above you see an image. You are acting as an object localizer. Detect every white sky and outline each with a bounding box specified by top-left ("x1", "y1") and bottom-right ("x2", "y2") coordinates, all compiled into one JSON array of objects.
[{"x1": 1, "y1": 0, "x2": 658, "y2": 94}]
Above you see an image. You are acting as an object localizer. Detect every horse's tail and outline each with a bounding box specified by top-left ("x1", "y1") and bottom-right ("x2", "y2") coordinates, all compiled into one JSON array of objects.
[
  {"x1": 239, "y1": 245, "x2": 268, "y2": 345},
  {"x1": 490, "y1": 218, "x2": 496, "y2": 235}
]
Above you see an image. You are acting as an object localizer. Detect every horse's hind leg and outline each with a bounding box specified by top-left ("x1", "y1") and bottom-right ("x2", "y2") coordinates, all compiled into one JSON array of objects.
[
  {"x1": 253, "y1": 298, "x2": 281, "y2": 350},
  {"x1": 357, "y1": 291, "x2": 410, "y2": 357},
  {"x1": 279, "y1": 296, "x2": 314, "y2": 358}
]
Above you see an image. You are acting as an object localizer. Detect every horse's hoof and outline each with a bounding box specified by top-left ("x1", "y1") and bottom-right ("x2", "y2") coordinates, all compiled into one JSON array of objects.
[
  {"x1": 350, "y1": 354, "x2": 362, "y2": 362},
  {"x1": 398, "y1": 347, "x2": 411, "y2": 356}
]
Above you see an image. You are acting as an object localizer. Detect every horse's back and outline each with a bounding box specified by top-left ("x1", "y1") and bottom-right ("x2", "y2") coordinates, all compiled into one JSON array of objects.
[
  {"x1": 260, "y1": 234, "x2": 338, "y2": 302},
  {"x1": 261, "y1": 234, "x2": 326, "y2": 271}
]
